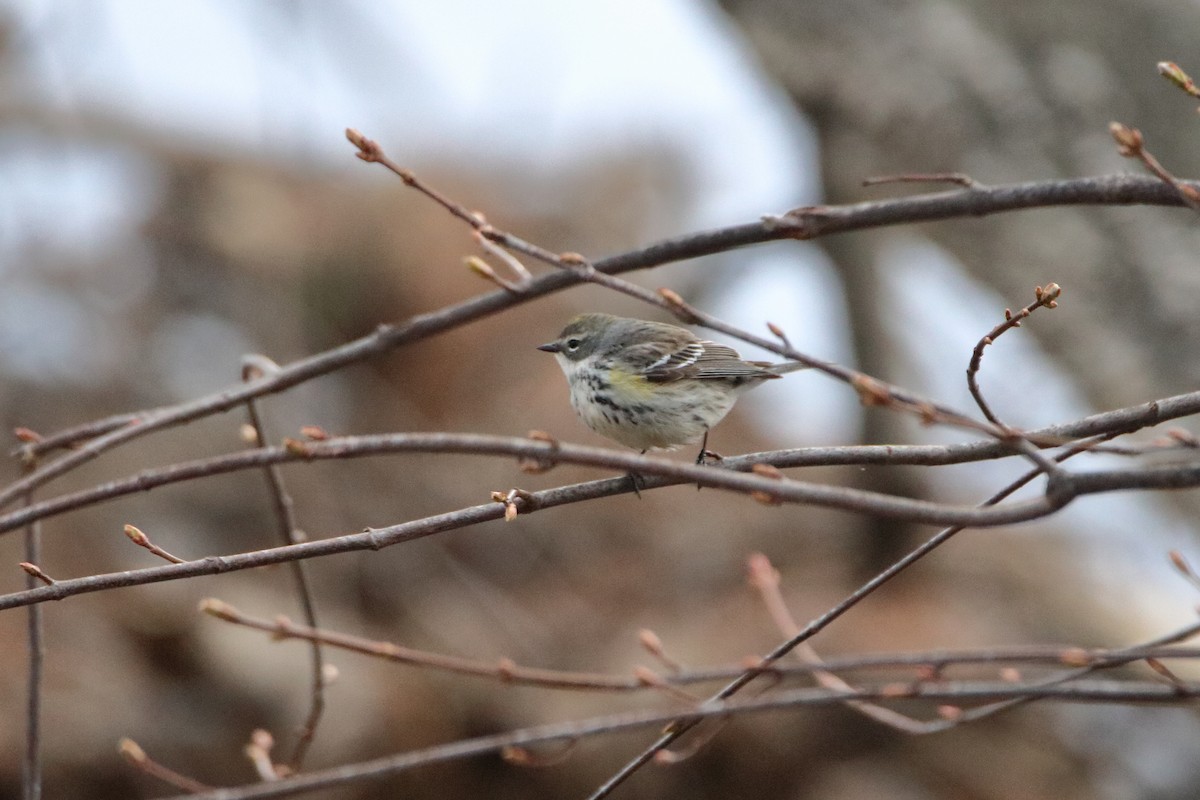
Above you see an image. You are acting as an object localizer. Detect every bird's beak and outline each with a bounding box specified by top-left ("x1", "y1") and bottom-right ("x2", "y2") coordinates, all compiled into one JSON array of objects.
[{"x1": 537, "y1": 342, "x2": 561, "y2": 353}]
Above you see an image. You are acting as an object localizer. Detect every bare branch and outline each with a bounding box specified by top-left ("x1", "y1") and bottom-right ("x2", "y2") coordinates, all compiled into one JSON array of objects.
[
  {"x1": 7, "y1": 173, "x2": 1197, "y2": 506},
  {"x1": 862, "y1": 172, "x2": 983, "y2": 188},
  {"x1": 201, "y1": 599, "x2": 654, "y2": 691},
  {"x1": 119, "y1": 738, "x2": 212, "y2": 793},
  {"x1": 0, "y1": 432, "x2": 1092, "y2": 541},
  {"x1": 240, "y1": 360, "x2": 326, "y2": 774},
  {"x1": 155, "y1": 678, "x2": 1200, "y2": 800},
  {"x1": 1109, "y1": 122, "x2": 1200, "y2": 212},
  {"x1": 586, "y1": 425, "x2": 1123, "y2": 797},
  {"x1": 967, "y1": 283, "x2": 1063, "y2": 425},
  {"x1": 747, "y1": 552, "x2": 938, "y2": 734},
  {"x1": 123, "y1": 524, "x2": 186, "y2": 564},
  {"x1": 23, "y1": 491, "x2": 43, "y2": 800}
]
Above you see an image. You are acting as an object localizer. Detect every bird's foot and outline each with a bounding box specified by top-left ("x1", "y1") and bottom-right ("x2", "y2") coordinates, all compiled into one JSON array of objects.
[{"x1": 626, "y1": 471, "x2": 645, "y2": 499}]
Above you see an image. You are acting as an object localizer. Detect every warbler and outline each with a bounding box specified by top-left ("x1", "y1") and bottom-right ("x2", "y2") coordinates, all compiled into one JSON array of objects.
[{"x1": 538, "y1": 313, "x2": 806, "y2": 459}]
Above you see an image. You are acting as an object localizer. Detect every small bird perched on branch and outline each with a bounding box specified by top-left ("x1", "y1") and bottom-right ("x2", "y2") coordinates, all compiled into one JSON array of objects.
[{"x1": 538, "y1": 313, "x2": 807, "y2": 462}]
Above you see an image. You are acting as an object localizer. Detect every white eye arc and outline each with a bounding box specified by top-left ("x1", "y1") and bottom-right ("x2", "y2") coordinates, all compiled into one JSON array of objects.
[{"x1": 565, "y1": 338, "x2": 582, "y2": 351}]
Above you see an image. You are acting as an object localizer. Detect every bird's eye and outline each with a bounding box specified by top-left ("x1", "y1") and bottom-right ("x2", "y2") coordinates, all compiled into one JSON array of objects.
[{"x1": 565, "y1": 338, "x2": 582, "y2": 351}]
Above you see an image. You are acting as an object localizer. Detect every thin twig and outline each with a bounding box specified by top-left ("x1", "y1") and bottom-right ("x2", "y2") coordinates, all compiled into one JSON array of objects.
[
  {"x1": 1158, "y1": 61, "x2": 1200, "y2": 99},
  {"x1": 202, "y1": 599, "x2": 660, "y2": 691},
  {"x1": 584, "y1": 429, "x2": 1119, "y2": 798},
  {"x1": 0, "y1": 462, "x2": 1063, "y2": 615},
  {"x1": 0, "y1": 432, "x2": 1092, "y2": 542},
  {"x1": 123, "y1": 524, "x2": 186, "y2": 564},
  {"x1": 964, "y1": 283, "x2": 1066, "y2": 478},
  {"x1": 473, "y1": 231, "x2": 532, "y2": 284},
  {"x1": 862, "y1": 172, "x2": 982, "y2": 188},
  {"x1": 1169, "y1": 550, "x2": 1200, "y2": 593},
  {"x1": 10, "y1": 404, "x2": 1200, "y2": 615},
  {"x1": 6, "y1": 172, "x2": 1197, "y2": 506},
  {"x1": 156, "y1": 678, "x2": 1200, "y2": 800},
  {"x1": 18, "y1": 563, "x2": 54, "y2": 585},
  {"x1": 638, "y1": 629, "x2": 683, "y2": 674},
  {"x1": 200, "y1": 598, "x2": 1200, "y2": 689},
  {"x1": 119, "y1": 738, "x2": 213, "y2": 793},
  {"x1": 345, "y1": 136, "x2": 1053, "y2": 448},
  {"x1": 23, "y1": 490, "x2": 43, "y2": 800},
  {"x1": 3, "y1": 387, "x2": 1196, "y2": 540},
  {"x1": 241, "y1": 356, "x2": 326, "y2": 773},
  {"x1": 967, "y1": 284, "x2": 1063, "y2": 426},
  {"x1": 1109, "y1": 122, "x2": 1200, "y2": 213},
  {"x1": 746, "y1": 552, "x2": 937, "y2": 733},
  {"x1": 245, "y1": 729, "x2": 282, "y2": 781}
]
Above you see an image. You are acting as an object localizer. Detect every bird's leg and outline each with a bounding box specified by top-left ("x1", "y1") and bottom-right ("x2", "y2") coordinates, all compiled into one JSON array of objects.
[
  {"x1": 627, "y1": 451, "x2": 646, "y2": 499},
  {"x1": 694, "y1": 429, "x2": 724, "y2": 492},
  {"x1": 695, "y1": 429, "x2": 723, "y2": 465}
]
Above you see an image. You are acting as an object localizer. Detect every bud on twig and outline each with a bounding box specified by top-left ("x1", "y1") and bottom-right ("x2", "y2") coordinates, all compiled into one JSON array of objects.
[{"x1": 1158, "y1": 61, "x2": 1200, "y2": 98}]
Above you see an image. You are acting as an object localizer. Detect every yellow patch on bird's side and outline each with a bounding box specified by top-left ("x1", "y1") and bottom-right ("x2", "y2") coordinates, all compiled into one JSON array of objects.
[{"x1": 606, "y1": 369, "x2": 656, "y2": 398}]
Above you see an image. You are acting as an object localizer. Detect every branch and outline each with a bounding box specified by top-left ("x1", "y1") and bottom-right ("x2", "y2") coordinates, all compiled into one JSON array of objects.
[
  {"x1": 201, "y1": 597, "x2": 1200, "y2": 692},
  {"x1": 0, "y1": 459, "x2": 1070, "y2": 614},
  {"x1": 967, "y1": 284, "x2": 1063, "y2": 425},
  {"x1": 586, "y1": 424, "x2": 1126, "y2": 796},
  {"x1": 7, "y1": 174, "x2": 1196, "y2": 505},
  {"x1": 0, "y1": 374, "x2": 1195, "y2": 616},
  {"x1": 22, "y1": 490, "x2": 43, "y2": 800},
  {"x1": 240, "y1": 358, "x2": 325, "y2": 774},
  {"x1": 156, "y1": 678, "x2": 1200, "y2": 800},
  {"x1": 201, "y1": 599, "x2": 657, "y2": 691},
  {"x1": 9, "y1": 376, "x2": 1200, "y2": 538},
  {"x1": 342, "y1": 138, "x2": 1147, "y2": 450}
]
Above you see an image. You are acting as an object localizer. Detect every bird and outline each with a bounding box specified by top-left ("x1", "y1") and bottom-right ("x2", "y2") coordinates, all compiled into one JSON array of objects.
[{"x1": 538, "y1": 313, "x2": 806, "y2": 462}]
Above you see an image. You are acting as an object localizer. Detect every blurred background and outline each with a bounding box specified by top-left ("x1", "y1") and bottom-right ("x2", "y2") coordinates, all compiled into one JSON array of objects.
[{"x1": 3, "y1": 0, "x2": 1200, "y2": 797}]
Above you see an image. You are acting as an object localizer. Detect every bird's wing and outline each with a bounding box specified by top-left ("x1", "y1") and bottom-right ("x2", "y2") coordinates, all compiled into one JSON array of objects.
[{"x1": 628, "y1": 340, "x2": 778, "y2": 383}]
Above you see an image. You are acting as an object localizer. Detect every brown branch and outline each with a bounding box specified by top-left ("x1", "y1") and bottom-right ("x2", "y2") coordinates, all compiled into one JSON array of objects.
[
  {"x1": 585, "y1": 427, "x2": 1122, "y2": 798},
  {"x1": 119, "y1": 738, "x2": 213, "y2": 793},
  {"x1": 963, "y1": 283, "x2": 1066, "y2": 478},
  {"x1": 0, "y1": 458, "x2": 1070, "y2": 615},
  {"x1": 245, "y1": 729, "x2": 283, "y2": 781},
  {"x1": 18, "y1": 562, "x2": 54, "y2": 586},
  {"x1": 23, "y1": 490, "x2": 44, "y2": 800},
  {"x1": 0, "y1": 386, "x2": 1197, "y2": 615},
  {"x1": 4, "y1": 377, "x2": 1198, "y2": 615},
  {"x1": 1109, "y1": 122, "x2": 1200, "y2": 212},
  {"x1": 154, "y1": 678, "x2": 1200, "y2": 800},
  {"x1": 0, "y1": 425, "x2": 1129, "y2": 540},
  {"x1": 0, "y1": 431, "x2": 1106, "y2": 543},
  {"x1": 240, "y1": 358, "x2": 325, "y2": 774},
  {"x1": 340, "y1": 139, "x2": 1089, "y2": 450},
  {"x1": 746, "y1": 553, "x2": 937, "y2": 734},
  {"x1": 201, "y1": 599, "x2": 657, "y2": 691},
  {"x1": 200, "y1": 598, "x2": 1200, "y2": 693},
  {"x1": 862, "y1": 172, "x2": 982, "y2": 188},
  {"x1": 7, "y1": 172, "x2": 1198, "y2": 506},
  {"x1": 0, "y1": 382, "x2": 1192, "y2": 619},
  {"x1": 123, "y1": 524, "x2": 186, "y2": 564},
  {"x1": 967, "y1": 283, "x2": 1063, "y2": 425}
]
